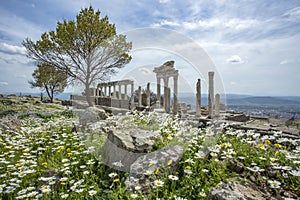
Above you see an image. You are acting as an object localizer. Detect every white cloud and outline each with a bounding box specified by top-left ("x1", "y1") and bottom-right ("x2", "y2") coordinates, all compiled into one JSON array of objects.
[
  {"x1": 158, "y1": 0, "x2": 171, "y2": 4},
  {"x1": 226, "y1": 55, "x2": 243, "y2": 64},
  {"x1": 283, "y1": 7, "x2": 300, "y2": 20},
  {"x1": 0, "y1": 43, "x2": 26, "y2": 55},
  {"x1": 0, "y1": 8, "x2": 45, "y2": 42},
  {"x1": 152, "y1": 17, "x2": 260, "y2": 33},
  {"x1": 183, "y1": 18, "x2": 221, "y2": 30},
  {"x1": 152, "y1": 20, "x2": 180, "y2": 27},
  {"x1": 0, "y1": 53, "x2": 31, "y2": 65},
  {"x1": 0, "y1": 82, "x2": 8, "y2": 86},
  {"x1": 224, "y1": 18, "x2": 259, "y2": 30},
  {"x1": 280, "y1": 59, "x2": 294, "y2": 65}
]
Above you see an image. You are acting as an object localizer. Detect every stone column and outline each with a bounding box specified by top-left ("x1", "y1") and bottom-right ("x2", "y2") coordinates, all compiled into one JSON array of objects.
[
  {"x1": 163, "y1": 77, "x2": 169, "y2": 112},
  {"x1": 113, "y1": 84, "x2": 116, "y2": 99},
  {"x1": 108, "y1": 85, "x2": 111, "y2": 97},
  {"x1": 100, "y1": 86, "x2": 102, "y2": 96},
  {"x1": 101, "y1": 86, "x2": 104, "y2": 96},
  {"x1": 208, "y1": 71, "x2": 214, "y2": 118},
  {"x1": 196, "y1": 78, "x2": 201, "y2": 116},
  {"x1": 124, "y1": 84, "x2": 128, "y2": 100},
  {"x1": 130, "y1": 83, "x2": 134, "y2": 110},
  {"x1": 104, "y1": 86, "x2": 107, "y2": 97},
  {"x1": 215, "y1": 93, "x2": 220, "y2": 117},
  {"x1": 119, "y1": 84, "x2": 122, "y2": 99},
  {"x1": 138, "y1": 86, "x2": 142, "y2": 107},
  {"x1": 157, "y1": 77, "x2": 161, "y2": 108},
  {"x1": 166, "y1": 87, "x2": 171, "y2": 113},
  {"x1": 146, "y1": 82, "x2": 151, "y2": 107},
  {"x1": 173, "y1": 75, "x2": 178, "y2": 114}
]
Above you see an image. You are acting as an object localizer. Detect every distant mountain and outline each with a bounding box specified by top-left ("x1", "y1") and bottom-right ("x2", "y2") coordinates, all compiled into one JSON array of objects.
[
  {"x1": 178, "y1": 93, "x2": 253, "y2": 100},
  {"x1": 226, "y1": 96, "x2": 300, "y2": 105},
  {"x1": 224, "y1": 94, "x2": 254, "y2": 99}
]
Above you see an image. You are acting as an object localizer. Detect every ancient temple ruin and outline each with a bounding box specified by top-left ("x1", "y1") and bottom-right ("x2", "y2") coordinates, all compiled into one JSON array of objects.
[
  {"x1": 71, "y1": 60, "x2": 224, "y2": 118},
  {"x1": 153, "y1": 61, "x2": 179, "y2": 114},
  {"x1": 94, "y1": 80, "x2": 134, "y2": 109},
  {"x1": 195, "y1": 71, "x2": 222, "y2": 118}
]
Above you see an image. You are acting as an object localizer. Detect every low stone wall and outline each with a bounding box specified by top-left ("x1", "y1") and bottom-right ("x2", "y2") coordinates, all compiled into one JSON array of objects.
[
  {"x1": 70, "y1": 95, "x2": 96, "y2": 102},
  {"x1": 226, "y1": 113, "x2": 250, "y2": 122},
  {"x1": 70, "y1": 95, "x2": 129, "y2": 109},
  {"x1": 96, "y1": 97, "x2": 129, "y2": 109}
]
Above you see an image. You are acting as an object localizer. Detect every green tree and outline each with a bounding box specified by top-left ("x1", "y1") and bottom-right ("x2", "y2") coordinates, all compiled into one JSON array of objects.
[
  {"x1": 23, "y1": 6, "x2": 132, "y2": 106},
  {"x1": 29, "y1": 63, "x2": 68, "y2": 103}
]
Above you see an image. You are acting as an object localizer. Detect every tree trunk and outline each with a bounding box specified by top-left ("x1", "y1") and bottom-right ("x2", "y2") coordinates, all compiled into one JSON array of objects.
[
  {"x1": 44, "y1": 85, "x2": 52, "y2": 103},
  {"x1": 50, "y1": 89, "x2": 54, "y2": 103},
  {"x1": 85, "y1": 84, "x2": 93, "y2": 107}
]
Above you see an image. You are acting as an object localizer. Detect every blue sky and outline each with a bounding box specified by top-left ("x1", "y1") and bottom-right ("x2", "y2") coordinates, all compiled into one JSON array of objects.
[{"x1": 0, "y1": 0, "x2": 300, "y2": 96}]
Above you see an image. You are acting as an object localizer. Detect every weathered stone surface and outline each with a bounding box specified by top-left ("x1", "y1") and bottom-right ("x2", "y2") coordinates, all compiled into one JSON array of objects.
[
  {"x1": 125, "y1": 145, "x2": 183, "y2": 193},
  {"x1": 107, "y1": 128, "x2": 160, "y2": 153},
  {"x1": 228, "y1": 159, "x2": 244, "y2": 174},
  {"x1": 101, "y1": 128, "x2": 161, "y2": 171},
  {"x1": 226, "y1": 113, "x2": 250, "y2": 122},
  {"x1": 71, "y1": 100, "x2": 89, "y2": 109},
  {"x1": 0, "y1": 118, "x2": 21, "y2": 130},
  {"x1": 130, "y1": 145, "x2": 183, "y2": 174},
  {"x1": 79, "y1": 106, "x2": 107, "y2": 126},
  {"x1": 107, "y1": 129, "x2": 135, "y2": 151},
  {"x1": 207, "y1": 181, "x2": 275, "y2": 200},
  {"x1": 102, "y1": 139, "x2": 145, "y2": 172}
]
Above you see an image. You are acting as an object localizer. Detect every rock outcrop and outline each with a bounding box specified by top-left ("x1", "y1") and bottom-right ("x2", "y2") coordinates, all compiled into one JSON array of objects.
[
  {"x1": 207, "y1": 181, "x2": 275, "y2": 200},
  {"x1": 79, "y1": 106, "x2": 108, "y2": 126},
  {"x1": 101, "y1": 127, "x2": 183, "y2": 193},
  {"x1": 0, "y1": 118, "x2": 21, "y2": 130},
  {"x1": 101, "y1": 127, "x2": 161, "y2": 171},
  {"x1": 125, "y1": 145, "x2": 183, "y2": 193},
  {"x1": 107, "y1": 128, "x2": 159, "y2": 152}
]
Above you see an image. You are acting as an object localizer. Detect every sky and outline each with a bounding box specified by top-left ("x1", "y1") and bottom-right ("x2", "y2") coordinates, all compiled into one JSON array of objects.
[{"x1": 0, "y1": 0, "x2": 300, "y2": 96}]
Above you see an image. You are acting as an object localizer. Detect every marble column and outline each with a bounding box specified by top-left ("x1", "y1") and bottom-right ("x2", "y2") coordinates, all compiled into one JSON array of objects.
[
  {"x1": 196, "y1": 78, "x2": 201, "y2": 116},
  {"x1": 173, "y1": 75, "x2": 178, "y2": 114},
  {"x1": 113, "y1": 84, "x2": 116, "y2": 99},
  {"x1": 124, "y1": 84, "x2": 128, "y2": 100},
  {"x1": 146, "y1": 82, "x2": 151, "y2": 107},
  {"x1": 99, "y1": 87, "x2": 102, "y2": 96},
  {"x1": 157, "y1": 77, "x2": 161, "y2": 108},
  {"x1": 104, "y1": 86, "x2": 107, "y2": 97},
  {"x1": 130, "y1": 83, "x2": 134, "y2": 110},
  {"x1": 166, "y1": 87, "x2": 171, "y2": 113},
  {"x1": 118, "y1": 84, "x2": 122, "y2": 99},
  {"x1": 208, "y1": 71, "x2": 214, "y2": 118},
  {"x1": 138, "y1": 86, "x2": 142, "y2": 107},
  {"x1": 215, "y1": 93, "x2": 220, "y2": 117},
  {"x1": 108, "y1": 86, "x2": 111, "y2": 97},
  {"x1": 163, "y1": 77, "x2": 169, "y2": 112}
]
